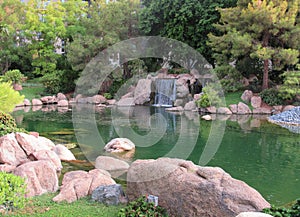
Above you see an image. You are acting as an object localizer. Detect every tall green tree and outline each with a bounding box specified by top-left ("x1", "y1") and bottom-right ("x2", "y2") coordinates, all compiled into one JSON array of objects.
[
  {"x1": 139, "y1": 0, "x2": 237, "y2": 65},
  {"x1": 208, "y1": 0, "x2": 300, "y2": 89},
  {"x1": 0, "y1": 0, "x2": 25, "y2": 74},
  {"x1": 67, "y1": 0, "x2": 140, "y2": 72},
  {"x1": 22, "y1": 0, "x2": 67, "y2": 76}
]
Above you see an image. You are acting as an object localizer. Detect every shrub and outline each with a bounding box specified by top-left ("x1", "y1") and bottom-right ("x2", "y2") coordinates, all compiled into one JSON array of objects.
[
  {"x1": 196, "y1": 83, "x2": 224, "y2": 108},
  {"x1": 104, "y1": 93, "x2": 112, "y2": 99},
  {"x1": 196, "y1": 93, "x2": 210, "y2": 108},
  {"x1": 263, "y1": 199, "x2": 300, "y2": 217},
  {"x1": 0, "y1": 111, "x2": 26, "y2": 137},
  {"x1": 279, "y1": 65, "x2": 300, "y2": 100},
  {"x1": 0, "y1": 172, "x2": 27, "y2": 212},
  {"x1": 2, "y1": 70, "x2": 25, "y2": 84},
  {"x1": 41, "y1": 70, "x2": 63, "y2": 94},
  {"x1": 0, "y1": 82, "x2": 24, "y2": 113},
  {"x1": 117, "y1": 196, "x2": 168, "y2": 217},
  {"x1": 259, "y1": 88, "x2": 283, "y2": 106}
]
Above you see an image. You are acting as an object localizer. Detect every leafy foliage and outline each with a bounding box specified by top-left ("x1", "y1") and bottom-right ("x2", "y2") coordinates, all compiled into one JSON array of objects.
[
  {"x1": 196, "y1": 83, "x2": 224, "y2": 108},
  {"x1": 214, "y1": 65, "x2": 243, "y2": 93},
  {"x1": 2, "y1": 69, "x2": 25, "y2": 84},
  {"x1": 0, "y1": 82, "x2": 24, "y2": 113},
  {"x1": 263, "y1": 199, "x2": 300, "y2": 217},
  {"x1": 118, "y1": 196, "x2": 168, "y2": 217},
  {"x1": 208, "y1": 0, "x2": 300, "y2": 89},
  {"x1": 0, "y1": 111, "x2": 26, "y2": 137},
  {"x1": 259, "y1": 88, "x2": 283, "y2": 106},
  {"x1": 279, "y1": 65, "x2": 300, "y2": 100},
  {"x1": 0, "y1": 172, "x2": 27, "y2": 212},
  {"x1": 140, "y1": 0, "x2": 237, "y2": 65}
]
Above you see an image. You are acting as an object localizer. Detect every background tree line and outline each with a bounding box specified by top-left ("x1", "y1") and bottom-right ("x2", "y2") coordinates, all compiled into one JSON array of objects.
[{"x1": 0, "y1": 0, "x2": 299, "y2": 103}]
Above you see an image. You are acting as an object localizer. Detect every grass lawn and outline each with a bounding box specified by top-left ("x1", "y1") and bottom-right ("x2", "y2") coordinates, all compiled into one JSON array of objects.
[
  {"x1": 5, "y1": 193, "x2": 122, "y2": 217},
  {"x1": 19, "y1": 81, "x2": 45, "y2": 101},
  {"x1": 224, "y1": 91, "x2": 243, "y2": 106}
]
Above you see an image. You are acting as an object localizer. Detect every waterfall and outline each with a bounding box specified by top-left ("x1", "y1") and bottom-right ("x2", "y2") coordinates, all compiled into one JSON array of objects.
[{"x1": 153, "y1": 79, "x2": 176, "y2": 107}]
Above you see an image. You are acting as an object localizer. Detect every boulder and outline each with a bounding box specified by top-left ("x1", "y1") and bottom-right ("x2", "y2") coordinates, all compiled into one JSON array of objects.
[
  {"x1": 30, "y1": 150, "x2": 62, "y2": 172},
  {"x1": 52, "y1": 144, "x2": 76, "y2": 161},
  {"x1": 0, "y1": 164, "x2": 16, "y2": 172},
  {"x1": 201, "y1": 115, "x2": 212, "y2": 121},
  {"x1": 13, "y1": 160, "x2": 59, "y2": 197},
  {"x1": 92, "y1": 95, "x2": 107, "y2": 104},
  {"x1": 217, "y1": 107, "x2": 232, "y2": 115},
  {"x1": 57, "y1": 93, "x2": 67, "y2": 101},
  {"x1": 40, "y1": 96, "x2": 57, "y2": 104},
  {"x1": 176, "y1": 85, "x2": 189, "y2": 98},
  {"x1": 104, "y1": 138, "x2": 135, "y2": 153},
  {"x1": 127, "y1": 158, "x2": 270, "y2": 217},
  {"x1": 91, "y1": 184, "x2": 128, "y2": 206},
  {"x1": 15, "y1": 133, "x2": 54, "y2": 155},
  {"x1": 184, "y1": 101, "x2": 196, "y2": 111},
  {"x1": 229, "y1": 104, "x2": 238, "y2": 114},
  {"x1": 77, "y1": 97, "x2": 89, "y2": 104},
  {"x1": 134, "y1": 79, "x2": 152, "y2": 105},
  {"x1": 251, "y1": 96, "x2": 262, "y2": 109},
  {"x1": 52, "y1": 169, "x2": 115, "y2": 203},
  {"x1": 57, "y1": 100, "x2": 69, "y2": 107},
  {"x1": 107, "y1": 99, "x2": 116, "y2": 105},
  {"x1": 236, "y1": 212, "x2": 273, "y2": 217},
  {"x1": 116, "y1": 98, "x2": 135, "y2": 107},
  {"x1": 0, "y1": 133, "x2": 28, "y2": 165},
  {"x1": 206, "y1": 106, "x2": 217, "y2": 114},
  {"x1": 13, "y1": 83, "x2": 22, "y2": 91},
  {"x1": 174, "y1": 99, "x2": 184, "y2": 107},
  {"x1": 32, "y1": 99, "x2": 43, "y2": 106},
  {"x1": 252, "y1": 107, "x2": 272, "y2": 114},
  {"x1": 283, "y1": 105, "x2": 295, "y2": 112},
  {"x1": 237, "y1": 102, "x2": 252, "y2": 114},
  {"x1": 95, "y1": 156, "x2": 129, "y2": 177},
  {"x1": 24, "y1": 99, "x2": 31, "y2": 106},
  {"x1": 165, "y1": 106, "x2": 184, "y2": 112},
  {"x1": 241, "y1": 90, "x2": 253, "y2": 103}
]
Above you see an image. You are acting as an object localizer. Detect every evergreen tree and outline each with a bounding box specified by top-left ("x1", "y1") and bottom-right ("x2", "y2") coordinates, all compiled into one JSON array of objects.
[{"x1": 208, "y1": 0, "x2": 300, "y2": 89}]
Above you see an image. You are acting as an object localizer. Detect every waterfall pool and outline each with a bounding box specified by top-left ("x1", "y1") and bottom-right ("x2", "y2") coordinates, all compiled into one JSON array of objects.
[{"x1": 13, "y1": 105, "x2": 300, "y2": 206}]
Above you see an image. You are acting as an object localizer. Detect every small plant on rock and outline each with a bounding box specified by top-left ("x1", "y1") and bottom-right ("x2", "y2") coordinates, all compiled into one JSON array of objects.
[
  {"x1": 0, "y1": 111, "x2": 26, "y2": 137},
  {"x1": 263, "y1": 199, "x2": 300, "y2": 217},
  {"x1": 117, "y1": 196, "x2": 168, "y2": 217},
  {"x1": 2, "y1": 70, "x2": 25, "y2": 85},
  {"x1": 0, "y1": 172, "x2": 27, "y2": 212}
]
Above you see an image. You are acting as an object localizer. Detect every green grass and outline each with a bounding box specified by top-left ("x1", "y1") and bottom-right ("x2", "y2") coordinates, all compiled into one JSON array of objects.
[
  {"x1": 224, "y1": 91, "x2": 243, "y2": 106},
  {"x1": 5, "y1": 193, "x2": 122, "y2": 217},
  {"x1": 19, "y1": 82, "x2": 45, "y2": 101}
]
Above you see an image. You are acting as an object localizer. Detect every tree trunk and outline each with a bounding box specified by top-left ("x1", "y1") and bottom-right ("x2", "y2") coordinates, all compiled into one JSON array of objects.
[{"x1": 262, "y1": 59, "x2": 269, "y2": 90}]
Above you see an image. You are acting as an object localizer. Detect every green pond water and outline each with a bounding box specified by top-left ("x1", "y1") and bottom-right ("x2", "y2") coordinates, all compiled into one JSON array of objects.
[{"x1": 13, "y1": 105, "x2": 300, "y2": 206}]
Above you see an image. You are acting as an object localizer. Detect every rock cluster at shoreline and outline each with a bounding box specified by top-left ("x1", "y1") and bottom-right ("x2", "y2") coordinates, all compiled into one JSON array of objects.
[{"x1": 268, "y1": 106, "x2": 300, "y2": 133}]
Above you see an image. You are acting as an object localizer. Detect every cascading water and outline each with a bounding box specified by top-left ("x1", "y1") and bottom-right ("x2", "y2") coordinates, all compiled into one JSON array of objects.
[{"x1": 153, "y1": 79, "x2": 176, "y2": 107}]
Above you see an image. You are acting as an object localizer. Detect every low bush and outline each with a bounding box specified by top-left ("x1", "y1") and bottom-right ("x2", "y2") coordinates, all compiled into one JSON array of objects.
[
  {"x1": 259, "y1": 88, "x2": 283, "y2": 106},
  {"x1": 263, "y1": 199, "x2": 300, "y2": 217},
  {"x1": 0, "y1": 111, "x2": 26, "y2": 137},
  {"x1": 0, "y1": 172, "x2": 27, "y2": 212},
  {"x1": 118, "y1": 196, "x2": 168, "y2": 217},
  {"x1": 2, "y1": 70, "x2": 25, "y2": 84},
  {"x1": 0, "y1": 82, "x2": 24, "y2": 113},
  {"x1": 196, "y1": 83, "x2": 224, "y2": 108}
]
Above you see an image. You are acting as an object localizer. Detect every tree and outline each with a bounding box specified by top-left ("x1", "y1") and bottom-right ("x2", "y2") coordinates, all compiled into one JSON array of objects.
[
  {"x1": 208, "y1": 0, "x2": 300, "y2": 90},
  {"x1": 0, "y1": 0, "x2": 25, "y2": 74},
  {"x1": 280, "y1": 64, "x2": 300, "y2": 100},
  {"x1": 139, "y1": 0, "x2": 237, "y2": 65},
  {"x1": 67, "y1": 0, "x2": 141, "y2": 74},
  {"x1": 22, "y1": 0, "x2": 67, "y2": 76}
]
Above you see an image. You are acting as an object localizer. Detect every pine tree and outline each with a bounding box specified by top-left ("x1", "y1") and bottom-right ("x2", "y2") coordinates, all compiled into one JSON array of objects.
[{"x1": 208, "y1": 0, "x2": 300, "y2": 89}]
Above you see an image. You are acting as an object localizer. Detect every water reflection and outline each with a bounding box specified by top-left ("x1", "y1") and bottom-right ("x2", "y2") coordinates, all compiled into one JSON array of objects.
[{"x1": 12, "y1": 105, "x2": 300, "y2": 205}]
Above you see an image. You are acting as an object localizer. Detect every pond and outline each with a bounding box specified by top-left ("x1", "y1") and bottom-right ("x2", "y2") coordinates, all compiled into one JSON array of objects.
[{"x1": 13, "y1": 105, "x2": 300, "y2": 206}]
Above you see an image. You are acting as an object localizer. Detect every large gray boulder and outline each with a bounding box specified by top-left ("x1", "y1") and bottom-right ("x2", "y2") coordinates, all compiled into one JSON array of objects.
[
  {"x1": 237, "y1": 102, "x2": 252, "y2": 114},
  {"x1": 91, "y1": 184, "x2": 128, "y2": 206},
  {"x1": 127, "y1": 158, "x2": 270, "y2": 217},
  {"x1": 241, "y1": 90, "x2": 253, "y2": 103},
  {"x1": 13, "y1": 160, "x2": 59, "y2": 197}
]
